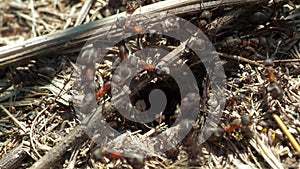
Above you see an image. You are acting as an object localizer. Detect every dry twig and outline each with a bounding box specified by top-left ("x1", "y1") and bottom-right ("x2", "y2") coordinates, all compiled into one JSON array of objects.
[
  {"x1": 272, "y1": 114, "x2": 300, "y2": 153},
  {"x1": 0, "y1": 143, "x2": 29, "y2": 169},
  {"x1": 74, "y1": 0, "x2": 94, "y2": 26},
  {"x1": 0, "y1": 105, "x2": 28, "y2": 133}
]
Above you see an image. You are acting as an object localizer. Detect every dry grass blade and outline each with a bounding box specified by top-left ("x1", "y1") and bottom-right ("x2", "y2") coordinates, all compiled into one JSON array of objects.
[
  {"x1": 29, "y1": 106, "x2": 49, "y2": 160},
  {"x1": 272, "y1": 114, "x2": 300, "y2": 153},
  {"x1": 29, "y1": 124, "x2": 89, "y2": 169},
  {"x1": 29, "y1": 0, "x2": 37, "y2": 37},
  {"x1": 0, "y1": 105, "x2": 28, "y2": 133},
  {"x1": 74, "y1": 0, "x2": 94, "y2": 26},
  {"x1": 250, "y1": 134, "x2": 284, "y2": 169}
]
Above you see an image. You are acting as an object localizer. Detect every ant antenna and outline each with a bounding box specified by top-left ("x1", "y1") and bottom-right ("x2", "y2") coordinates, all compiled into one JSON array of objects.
[
  {"x1": 105, "y1": 9, "x2": 124, "y2": 40},
  {"x1": 270, "y1": 40, "x2": 282, "y2": 59}
]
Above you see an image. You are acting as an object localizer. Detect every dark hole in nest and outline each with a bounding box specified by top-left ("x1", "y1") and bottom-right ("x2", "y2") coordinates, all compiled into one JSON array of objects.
[
  {"x1": 128, "y1": 74, "x2": 181, "y2": 127},
  {"x1": 110, "y1": 66, "x2": 206, "y2": 134}
]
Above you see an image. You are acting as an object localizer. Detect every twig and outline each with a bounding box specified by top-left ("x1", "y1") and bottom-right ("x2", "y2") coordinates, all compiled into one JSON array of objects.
[
  {"x1": 74, "y1": 0, "x2": 94, "y2": 26},
  {"x1": 156, "y1": 40, "x2": 188, "y2": 68},
  {"x1": 64, "y1": 7, "x2": 76, "y2": 29},
  {"x1": 227, "y1": 138, "x2": 255, "y2": 166},
  {"x1": 29, "y1": 123, "x2": 89, "y2": 169},
  {"x1": 250, "y1": 135, "x2": 284, "y2": 169},
  {"x1": 29, "y1": 106, "x2": 49, "y2": 160},
  {"x1": 215, "y1": 52, "x2": 264, "y2": 67},
  {"x1": 0, "y1": 143, "x2": 29, "y2": 169},
  {"x1": 54, "y1": 71, "x2": 73, "y2": 102},
  {"x1": 0, "y1": 105, "x2": 28, "y2": 133},
  {"x1": 28, "y1": 103, "x2": 112, "y2": 169},
  {"x1": 256, "y1": 58, "x2": 300, "y2": 64},
  {"x1": 29, "y1": 0, "x2": 37, "y2": 37},
  {"x1": 272, "y1": 114, "x2": 300, "y2": 153},
  {"x1": 66, "y1": 145, "x2": 80, "y2": 169},
  {"x1": 247, "y1": 146, "x2": 263, "y2": 169}
]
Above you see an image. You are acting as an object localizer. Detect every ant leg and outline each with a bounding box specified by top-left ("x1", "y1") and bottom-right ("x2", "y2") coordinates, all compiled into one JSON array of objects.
[
  {"x1": 124, "y1": 43, "x2": 133, "y2": 57},
  {"x1": 105, "y1": 10, "x2": 127, "y2": 40},
  {"x1": 270, "y1": 40, "x2": 282, "y2": 58},
  {"x1": 137, "y1": 34, "x2": 143, "y2": 50}
]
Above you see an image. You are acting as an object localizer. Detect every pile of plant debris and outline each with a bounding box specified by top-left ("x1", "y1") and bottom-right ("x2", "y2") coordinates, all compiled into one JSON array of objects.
[{"x1": 0, "y1": 0, "x2": 300, "y2": 168}]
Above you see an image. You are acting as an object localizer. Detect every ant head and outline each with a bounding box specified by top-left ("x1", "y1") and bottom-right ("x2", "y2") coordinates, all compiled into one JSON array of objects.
[
  {"x1": 264, "y1": 59, "x2": 274, "y2": 67},
  {"x1": 78, "y1": 46, "x2": 98, "y2": 65},
  {"x1": 200, "y1": 10, "x2": 212, "y2": 20},
  {"x1": 241, "y1": 115, "x2": 252, "y2": 126},
  {"x1": 112, "y1": 75, "x2": 123, "y2": 85},
  {"x1": 164, "y1": 16, "x2": 180, "y2": 31},
  {"x1": 126, "y1": 1, "x2": 141, "y2": 14},
  {"x1": 116, "y1": 16, "x2": 127, "y2": 28}
]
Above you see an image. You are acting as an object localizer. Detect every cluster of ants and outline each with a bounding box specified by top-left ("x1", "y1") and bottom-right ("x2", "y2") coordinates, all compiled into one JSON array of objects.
[
  {"x1": 204, "y1": 57, "x2": 284, "y2": 141},
  {"x1": 75, "y1": 0, "x2": 288, "y2": 162}
]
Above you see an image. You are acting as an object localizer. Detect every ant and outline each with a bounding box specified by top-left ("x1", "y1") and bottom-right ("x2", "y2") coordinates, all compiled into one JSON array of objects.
[
  {"x1": 110, "y1": 0, "x2": 145, "y2": 35},
  {"x1": 220, "y1": 35, "x2": 267, "y2": 58},
  {"x1": 202, "y1": 115, "x2": 253, "y2": 140},
  {"x1": 264, "y1": 59, "x2": 283, "y2": 99},
  {"x1": 93, "y1": 147, "x2": 145, "y2": 168},
  {"x1": 221, "y1": 36, "x2": 266, "y2": 50},
  {"x1": 264, "y1": 59, "x2": 276, "y2": 83},
  {"x1": 198, "y1": 10, "x2": 212, "y2": 31},
  {"x1": 126, "y1": 1, "x2": 143, "y2": 14},
  {"x1": 99, "y1": 147, "x2": 123, "y2": 159},
  {"x1": 93, "y1": 147, "x2": 123, "y2": 161},
  {"x1": 95, "y1": 44, "x2": 129, "y2": 100},
  {"x1": 114, "y1": 15, "x2": 146, "y2": 35},
  {"x1": 95, "y1": 44, "x2": 156, "y2": 100},
  {"x1": 95, "y1": 83, "x2": 111, "y2": 99},
  {"x1": 225, "y1": 115, "x2": 253, "y2": 133}
]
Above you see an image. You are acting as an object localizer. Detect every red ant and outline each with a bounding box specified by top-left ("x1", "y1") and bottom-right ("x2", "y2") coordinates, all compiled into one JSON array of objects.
[
  {"x1": 93, "y1": 147, "x2": 123, "y2": 160},
  {"x1": 264, "y1": 59, "x2": 283, "y2": 99},
  {"x1": 221, "y1": 36, "x2": 266, "y2": 50},
  {"x1": 93, "y1": 147, "x2": 144, "y2": 167},
  {"x1": 95, "y1": 45, "x2": 128, "y2": 100},
  {"x1": 136, "y1": 59, "x2": 155, "y2": 71},
  {"x1": 203, "y1": 115, "x2": 252, "y2": 140},
  {"x1": 110, "y1": 0, "x2": 145, "y2": 35},
  {"x1": 115, "y1": 15, "x2": 146, "y2": 35},
  {"x1": 126, "y1": 1, "x2": 143, "y2": 14},
  {"x1": 128, "y1": 21, "x2": 146, "y2": 34},
  {"x1": 95, "y1": 67, "x2": 153, "y2": 100},
  {"x1": 225, "y1": 115, "x2": 253, "y2": 133},
  {"x1": 96, "y1": 83, "x2": 111, "y2": 99},
  {"x1": 264, "y1": 59, "x2": 276, "y2": 83}
]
